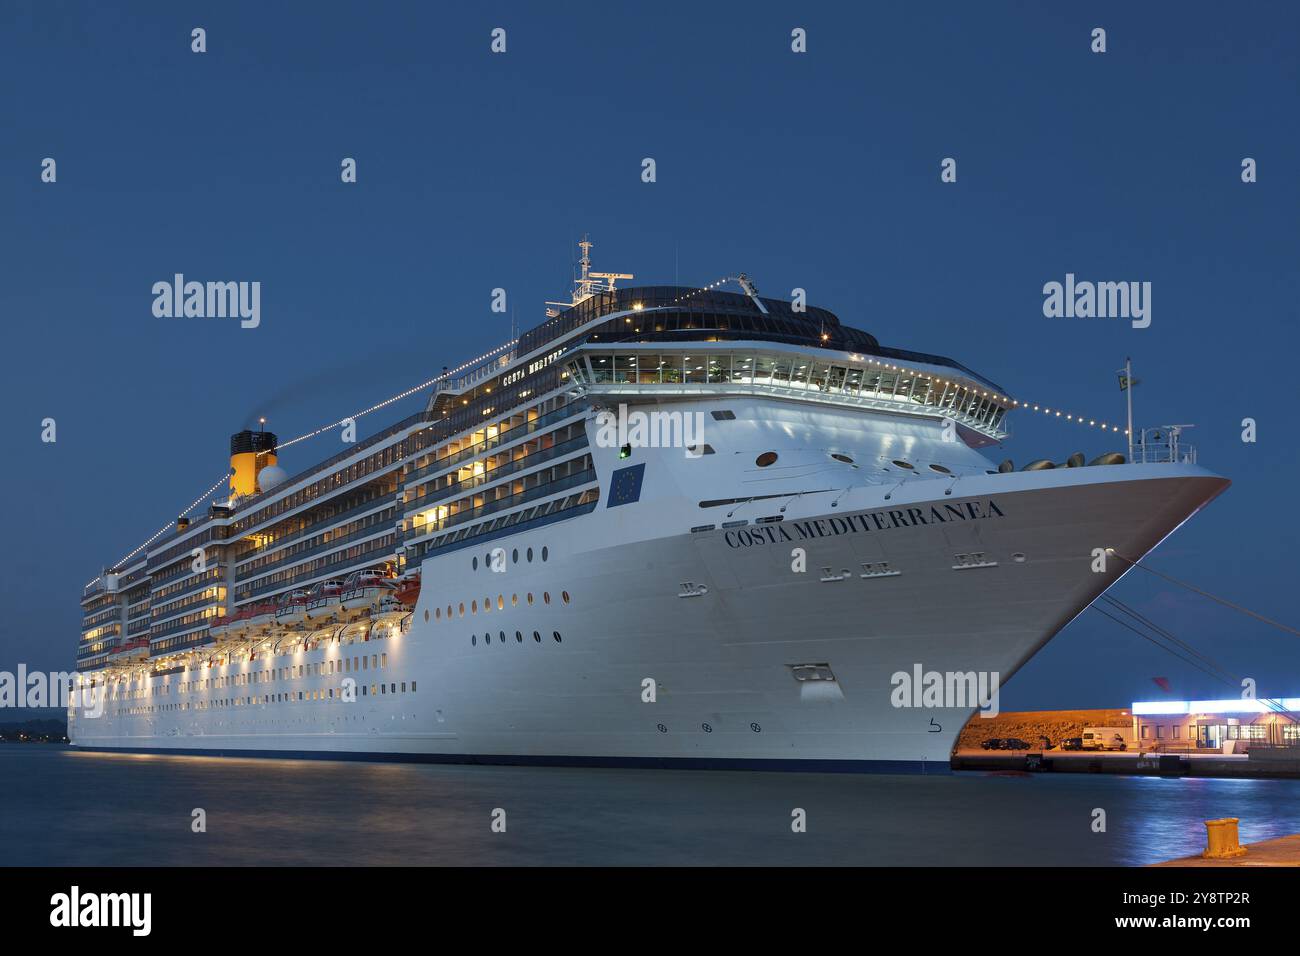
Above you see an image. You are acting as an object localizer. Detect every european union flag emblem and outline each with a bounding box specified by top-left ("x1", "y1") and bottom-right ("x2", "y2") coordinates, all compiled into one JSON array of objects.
[{"x1": 607, "y1": 463, "x2": 646, "y2": 508}]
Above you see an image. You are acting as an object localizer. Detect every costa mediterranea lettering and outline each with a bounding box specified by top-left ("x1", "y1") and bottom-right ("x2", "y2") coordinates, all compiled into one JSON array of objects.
[{"x1": 723, "y1": 499, "x2": 1005, "y2": 549}]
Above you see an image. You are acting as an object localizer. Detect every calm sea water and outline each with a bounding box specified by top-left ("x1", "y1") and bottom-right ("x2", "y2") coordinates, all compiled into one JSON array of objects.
[{"x1": 2, "y1": 746, "x2": 1298, "y2": 866}]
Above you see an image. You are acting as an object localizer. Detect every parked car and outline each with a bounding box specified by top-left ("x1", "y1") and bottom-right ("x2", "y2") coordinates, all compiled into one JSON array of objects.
[
  {"x1": 1060, "y1": 737, "x2": 1084, "y2": 751},
  {"x1": 980, "y1": 738, "x2": 1004, "y2": 750},
  {"x1": 1002, "y1": 738, "x2": 1032, "y2": 750}
]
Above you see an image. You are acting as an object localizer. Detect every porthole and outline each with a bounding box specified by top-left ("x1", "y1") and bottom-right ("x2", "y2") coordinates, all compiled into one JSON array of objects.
[
  {"x1": 831, "y1": 453, "x2": 854, "y2": 464},
  {"x1": 511, "y1": 594, "x2": 518, "y2": 607},
  {"x1": 458, "y1": 603, "x2": 465, "y2": 617},
  {"x1": 527, "y1": 547, "x2": 534, "y2": 562},
  {"x1": 527, "y1": 593, "x2": 534, "y2": 605},
  {"x1": 471, "y1": 600, "x2": 477, "y2": 613},
  {"x1": 543, "y1": 592, "x2": 551, "y2": 605},
  {"x1": 499, "y1": 631, "x2": 505, "y2": 645},
  {"x1": 702, "y1": 723, "x2": 713, "y2": 733},
  {"x1": 533, "y1": 631, "x2": 541, "y2": 643},
  {"x1": 512, "y1": 548, "x2": 519, "y2": 564},
  {"x1": 515, "y1": 631, "x2": 523, "y2": 643},
  {"x1": 447, "y1": 605, "x2": 453, "y2": 619},
  {"x1": 435, "y1": 607, "x2": 441, "y2": 620},
  {"x1": 891, "y1": 459, "x2": 915, "y2": 470},
  {"x1": 1012, "y1": 552, "x2": 1027, "y2": 563},
  {"x1": 553, "y1": 631, "x2": 562, "y2": 643},
  {"x1": 495, "y1": 595, "x2": 502, "y2": 610},
  {"x1": 929, "y1": 463, "x2": 952, "y2": 474},
  {"x1": 656, "y1": 723, "x2": 668, "y2": 733},
  {"x1": 471, "y1": 635, "x2": 477, "y2": 646},
  {"x1": 424, "y1": 609, "x2": 430, "y2": 622},
  {"x1": 472, "y1": 556, "x2": 478, "y2": 570},
  {"x1": 483, "y1": 596, "x2": 491, "y2": 613},
  {"x1": 485, "y1": 633, "x2": 491, "y2": 644},
  {"x1": 542, "y1": 546, "x2": 549, "y2": 561},
  {"x1": 562, "y1": 590, "x2": 571, "y2": 605},
  {"x1": 755, "y1": 451, "x2": 778, "y2": 467}
]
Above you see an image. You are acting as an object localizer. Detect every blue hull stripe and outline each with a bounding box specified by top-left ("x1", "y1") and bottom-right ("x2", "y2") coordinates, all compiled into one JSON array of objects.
[{"x1": 70, "y1": 745, "x2": 950, "y2": 774}]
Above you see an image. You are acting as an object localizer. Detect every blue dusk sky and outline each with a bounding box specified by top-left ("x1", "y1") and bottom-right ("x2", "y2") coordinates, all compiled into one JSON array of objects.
[{"x1": 1, "y1": 1, "x2": 1297, "y2": 711}]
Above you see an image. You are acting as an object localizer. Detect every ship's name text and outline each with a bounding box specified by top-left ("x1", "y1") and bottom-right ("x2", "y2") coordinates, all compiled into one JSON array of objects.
[{"x1": 723, "y1": 499, "x2": 1005, "y2": 549}]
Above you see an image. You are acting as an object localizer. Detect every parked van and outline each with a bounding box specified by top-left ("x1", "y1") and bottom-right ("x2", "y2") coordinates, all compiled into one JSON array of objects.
[{"x1": 1081, "y1": 728, "x2": 1129, "y2": 751}]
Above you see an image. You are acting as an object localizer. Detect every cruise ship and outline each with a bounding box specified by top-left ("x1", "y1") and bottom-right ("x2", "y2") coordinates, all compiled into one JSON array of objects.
[{"x1": 71, "y1": 241, "x2": 1229, "y2": 770}]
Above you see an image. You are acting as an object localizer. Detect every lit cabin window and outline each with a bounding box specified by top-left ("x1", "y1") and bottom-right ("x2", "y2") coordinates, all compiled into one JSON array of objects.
[
  {"x1": 891, "y1": 459, "x2": 915, "y2": 470},
  {"x1": 755, "y1": 452, "x2": 778, "y2": 467}
]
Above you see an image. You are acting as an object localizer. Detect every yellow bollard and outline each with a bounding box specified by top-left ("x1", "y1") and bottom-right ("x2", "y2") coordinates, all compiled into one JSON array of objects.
[{"x1": 1202, "y1": 818, "x2": 1247, "y2": 859}]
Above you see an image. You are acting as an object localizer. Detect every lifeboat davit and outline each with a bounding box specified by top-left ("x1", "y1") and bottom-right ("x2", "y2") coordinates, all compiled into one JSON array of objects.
[
  {"x1": 274, "y1": 589, "x2": 311, "y2": 625},
  {"x1": 306, "y1": 578, "x2": 346, "y2": 620},
  {"x1": 340, "y1": 568, "x2": 396, "y2": 614},
  {"x1": 246, "y1": 601, "x2": 278, "y2": 630},
  {"x1": 393, "y1": 570, "x2": 422, "y2": 607}
]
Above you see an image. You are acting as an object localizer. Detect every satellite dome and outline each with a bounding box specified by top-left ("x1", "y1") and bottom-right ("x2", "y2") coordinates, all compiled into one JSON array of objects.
[{"x1": 258, "y1": 464, "x2": 289, "y2": 492}]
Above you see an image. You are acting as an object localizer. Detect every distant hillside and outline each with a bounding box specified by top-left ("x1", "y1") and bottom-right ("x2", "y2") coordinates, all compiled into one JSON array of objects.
[
  {"x1": 0, "y1": 718, "x2": 68, "y2": 742},
  {"x1": 956, "y1": 708, "x2": 1131, "y2": 750}
]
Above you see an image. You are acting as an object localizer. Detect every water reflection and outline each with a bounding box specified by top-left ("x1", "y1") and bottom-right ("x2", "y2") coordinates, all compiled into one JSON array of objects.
[{"x1": 4, "y1": 748, "x2": 1298, "y2": 866}]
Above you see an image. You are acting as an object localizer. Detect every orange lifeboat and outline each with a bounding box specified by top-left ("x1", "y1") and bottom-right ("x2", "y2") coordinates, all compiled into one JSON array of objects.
[{"x1": 393, "y1": 569, "x2": 421, "y2": 607}]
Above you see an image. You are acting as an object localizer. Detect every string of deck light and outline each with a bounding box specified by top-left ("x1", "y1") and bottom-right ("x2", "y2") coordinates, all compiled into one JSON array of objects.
[
  {"x1": 86, "y1": 338, "x2": 520, "y2": 587},
  {"x1": 670, "y1": 276, "x2": 739, "y2": 305},
  {"x1": 259, "y1": 338, "x2": 519, "y2": 455}
]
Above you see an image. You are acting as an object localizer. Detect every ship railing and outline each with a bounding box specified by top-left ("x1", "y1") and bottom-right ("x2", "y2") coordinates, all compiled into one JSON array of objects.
[{"x1": 1133, "y1": 427, "x2": 1197, "y2": 465}]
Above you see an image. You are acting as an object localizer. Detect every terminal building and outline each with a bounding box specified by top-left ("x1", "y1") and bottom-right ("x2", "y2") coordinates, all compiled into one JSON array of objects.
[{"x1": 1130, "y1": 698, "x2": 1300, "y2": 753}]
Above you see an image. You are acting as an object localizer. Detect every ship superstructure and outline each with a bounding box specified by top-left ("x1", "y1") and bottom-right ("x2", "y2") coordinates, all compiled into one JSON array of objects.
[{"x1": 71, "y1": 241, "x2": 1228, "y2": 769}]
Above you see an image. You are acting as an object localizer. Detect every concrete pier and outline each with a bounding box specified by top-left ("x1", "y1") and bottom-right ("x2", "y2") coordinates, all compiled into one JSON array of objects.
[{"x1": 951, "y1": 749, "x2": 1300, "y2": 779}]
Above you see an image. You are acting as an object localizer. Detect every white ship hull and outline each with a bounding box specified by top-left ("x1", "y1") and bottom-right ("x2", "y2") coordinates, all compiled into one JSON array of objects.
[{"x1": 71, "y1": 396, "x2": 1228, "y2": 770}]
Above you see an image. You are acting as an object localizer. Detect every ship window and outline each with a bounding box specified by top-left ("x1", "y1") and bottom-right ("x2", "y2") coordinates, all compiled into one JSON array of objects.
[
  {"x1": 711, "y1": 409, "x2": 736, "y2": 420},
  {"x1": 543, "y1": 592, "x2": 551, "y2": 605},
  {"x1": 553, "y1": 631, "x2": 562, "y2": 643},
  {"x1": 512, "y1": 548, "x2": 519, "y2": 563},
  {"x1": 483, "y1": 596, "x2": 491, "y2": 612},
  {"x1": 499, "y1": 631, "x2": 505, "y2": 644},
  {"x1": 485, "y1": 633, "x2": 491, "y2": 644},
  {"x1": 527, "y1": 547, "x2": 534, "y2": 562},
  {"x1": 562, "y1": 590, "x2": 571, "y2": 604},
  {"x1": 471, "y1": 600, "x2": 477, "y2": 613},
  {"x1": 891, "y1": 459, "x2": 915, "y2": 470},
  {"x1": 929, "y1": 463, "x2": 952, "y2": 474},
  {"x1": 542, "y1": 546, "x2": 549, "y2": 561},
  {"x1": 472, "y1": 556, "x2": 478, "y2": 570},
  {"x1": 831, "y1": 453, "x2": 854, "y2": 464},
  {"x1": 516, "y1": 631, "x2": 523, "y2": 643},
  {"x1": 458, "y1": 603, "x2": 465, "y2": 617},
  {"x1": 533, "y1": 631, "x2": 541, "y2": 642},
  {"x1": 755, "y1": 452, "x2": 778, "y2": 467},
  {"x1": 471, "y1": 635, "x2": 476, "y2": 646},
  {"x1": 447, "y1": 605, "x2": 453, "y2": 618},
  {"x1": 497, "y1": 595, "x2": 504, "y2": 610},
  {"x1": 527, "y1": 593, "x2": 534, "y2": 605},
  {"x1": 511, "y1": 594, "x2": 518, "y2": 606}
]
